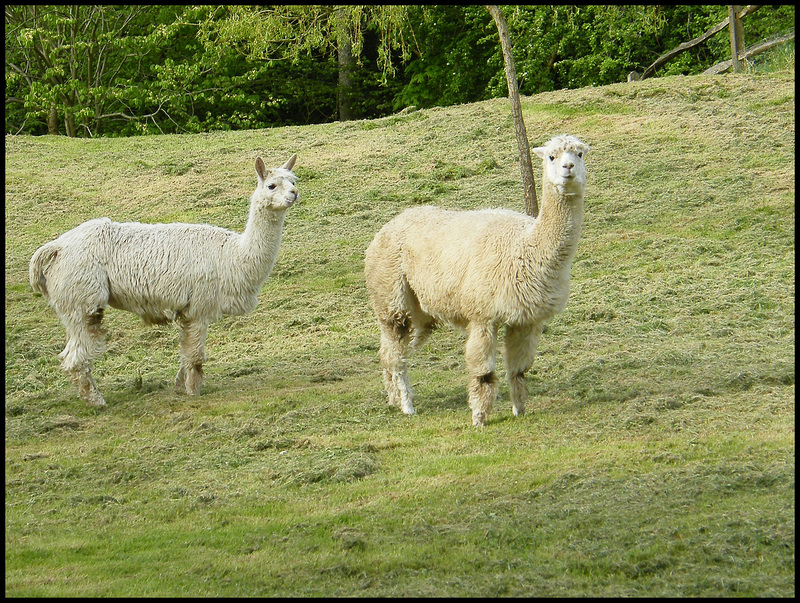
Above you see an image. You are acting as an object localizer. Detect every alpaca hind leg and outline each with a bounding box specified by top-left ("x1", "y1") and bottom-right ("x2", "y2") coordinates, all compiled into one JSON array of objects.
[
  {"x1": 504, "y1": 323, "x2": 543, "y2": 417},
  {"x1": 465, "y1": 322, "x2": 499, "y2": 427},
  {"x1": 58, "y1": 308, "x2": 107, "y2": 407},
  {"x1": 409, "y1": 310, "x2": 436, "y2": 352},
  {"x1": 176, "y1": 321, "x2": 208, "y2": 395},
  {"x1": 378, "y1": 311, "x2": 415, "y2": 415}
]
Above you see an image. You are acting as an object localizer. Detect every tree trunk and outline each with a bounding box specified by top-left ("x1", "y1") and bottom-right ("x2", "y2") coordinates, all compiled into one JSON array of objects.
[
  {"x1": 64, "y1": 112, "x2": 77, "y2": 138},
  {"x1": 486, "y1": 5, "x2": 537, "y2": 217},
  {"x1": 335, "y1": 8, "x2": 355, "y2": 122},
  {"x1": 47, "y1": 105, "x2": 59, "y2": 135},
  {"x1": 337, "y1": 40, "x2": 355, "y2": 122}
]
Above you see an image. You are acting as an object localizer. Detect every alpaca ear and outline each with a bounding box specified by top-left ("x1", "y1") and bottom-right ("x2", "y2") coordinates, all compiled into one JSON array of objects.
[
  {"x1": 255, "y1": 157, "x2": 268, "y2": 181},
  {"x1": 532, "y1": 146, "x2": 546, "y2": 159},
  {"x1": 281, "y1": 153, "x2": 298, "y2": 171}
]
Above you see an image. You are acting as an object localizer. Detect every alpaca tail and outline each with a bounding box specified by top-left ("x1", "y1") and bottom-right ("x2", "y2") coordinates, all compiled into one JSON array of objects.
[{"x1": 29, "y1": 243, "x2": 59, "y2": 298}]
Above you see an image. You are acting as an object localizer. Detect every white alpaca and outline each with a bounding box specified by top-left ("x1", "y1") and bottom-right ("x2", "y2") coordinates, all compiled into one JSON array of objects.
[
  {"x1": 29, "y1": 154, "x2": 299, "y2": 406},
  {"x1": 364, "y1": 135, "x2": 589, "y2": 426}
]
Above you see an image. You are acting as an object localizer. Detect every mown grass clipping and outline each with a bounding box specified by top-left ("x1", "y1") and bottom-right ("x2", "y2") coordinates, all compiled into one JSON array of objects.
[{"x1": 5, "y1": 71, "x2": 794, "y2": 597}]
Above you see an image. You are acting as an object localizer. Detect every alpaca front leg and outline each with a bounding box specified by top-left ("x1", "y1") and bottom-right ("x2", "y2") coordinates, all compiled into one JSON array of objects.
[
  {"x1": 382, "y1": 367, "x2": 414, "y2": 415},
  {"x1": 504, "y1": 323, "x2": 543, "y2": 417},
  {"x1": 176, "y1": 321, "x2": 208, "y2": 395},
  {"x1": 465, "y1": 322, "x2": 499, "y2": 427}
]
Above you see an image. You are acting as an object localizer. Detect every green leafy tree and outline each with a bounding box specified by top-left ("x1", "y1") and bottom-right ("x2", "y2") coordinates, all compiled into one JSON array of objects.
[
  {"x1": 5, "y1": 5, "x2": 320, "y2": 135},
  {"x1": 394, "y1": 5, "x2": 497, "y2": 110},
  {"x1": 5, "y1": 5, "x2": 180, "y2": 136},
  {"x1": 396, "y1": 5, "x2": 794, "y2": 110},
  {"x1": 531, "y1": 5, "x2": 725, "y2": 89},
  {"x1": 6, "y1": 5, "x2": 793, "y2": 137},
  {"x1": 196, "y1": 5, "x2": 416, "y2": 122}
]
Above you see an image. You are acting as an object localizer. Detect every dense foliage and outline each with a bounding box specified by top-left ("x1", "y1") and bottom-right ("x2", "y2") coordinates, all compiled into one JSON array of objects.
[{"x1": 5, "y1": 4, "x2": 795, "y2": 136}]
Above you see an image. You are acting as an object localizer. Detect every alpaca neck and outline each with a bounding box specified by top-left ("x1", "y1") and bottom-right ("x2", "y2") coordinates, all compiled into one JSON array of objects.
[
  {"x1": 533, "y1": 180, "x2": 585, "y2": 265},
  {"x1": 237, "y1": 206, "x2": 288, "y2": 282}
]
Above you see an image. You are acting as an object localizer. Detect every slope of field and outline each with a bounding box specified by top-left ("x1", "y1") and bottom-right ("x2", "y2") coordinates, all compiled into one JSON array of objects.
[{"x1": 5, "y1": 71, "x2": 794, "y2": 596}]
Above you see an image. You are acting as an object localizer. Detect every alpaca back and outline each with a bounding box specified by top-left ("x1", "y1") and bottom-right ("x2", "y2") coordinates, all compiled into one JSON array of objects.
[
  {"x1": 100, "y1": 220, "x2": 252, "y2": 322},
  {"x1": 36, "y1": 218, "x2": 261, "y2": 324},
  {"x1": 366, "y1": 205, "x2": 574, "y2": 325}
]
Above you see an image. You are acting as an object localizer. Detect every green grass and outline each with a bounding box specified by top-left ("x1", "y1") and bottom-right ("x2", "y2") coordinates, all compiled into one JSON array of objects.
[
  {"x1": 5, "y1": 71, "x2": 795, "y2": 597},
  {"x1": 747, "y1": 41, "x2": 795, "y2": 76}
]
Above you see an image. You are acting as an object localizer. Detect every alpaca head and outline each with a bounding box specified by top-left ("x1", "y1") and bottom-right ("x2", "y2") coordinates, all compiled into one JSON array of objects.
[
  {"x1": 533, "y1": 135, "x2": 589, "y2": 195},
  {"x1": 253, "y1": 154, "x2": 299, "y2": 211}
]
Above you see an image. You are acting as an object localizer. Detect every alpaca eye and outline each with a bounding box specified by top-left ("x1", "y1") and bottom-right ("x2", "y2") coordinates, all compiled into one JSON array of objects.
[
  {"x1": 578, "y1": 152, "x2": 583, "y2": 158},
  {"x1": 268, "y1": 184, "x2": 277, "y2": 190},
  {"x1": 549, "y1": 156, "x2": 555, "y2": 161}
]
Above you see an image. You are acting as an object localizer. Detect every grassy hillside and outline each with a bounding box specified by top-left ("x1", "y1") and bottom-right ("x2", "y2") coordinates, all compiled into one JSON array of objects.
[{"x1": 5, "y1": 71, "x2": 794, "y2": 597}]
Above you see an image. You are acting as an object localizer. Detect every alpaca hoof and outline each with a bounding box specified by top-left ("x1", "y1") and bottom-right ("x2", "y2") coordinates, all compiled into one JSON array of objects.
[
  {"x1": 512, "y1": 406, "x2": 525, "y2": 417},
  {"x1": 401, "y1": 405, "x2": 415, "y2": 416},
  {"x1": 85, "y1": 393, "x2": 106, "y2": 407},
  {"x1": 175, "y1": 385, "x2": 201, "y2": 395},
  {"x1": 472, "y1": 411, "x2": 486, "y2": 427},
  {"x1": 175, "y1": 374, "x2": 201, "y2": 395}
]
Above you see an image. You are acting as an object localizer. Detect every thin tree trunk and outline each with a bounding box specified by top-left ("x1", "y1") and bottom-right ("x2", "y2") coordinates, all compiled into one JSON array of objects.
[
  {"x1": 64, "y1": 111, "x2": 77, "y2": 138},
  {"x1": 337, "y1": 41, "x2": 355, "y2": 121},
  {"x1": 486, "y1": 5, "x2": 537, "y2": 217},
  {"x1": 47, "y1": 105, "x2": 59, "y2": 135},
  {"x1": 335, "y1": 8, "x2": 355, "y2": 122}
]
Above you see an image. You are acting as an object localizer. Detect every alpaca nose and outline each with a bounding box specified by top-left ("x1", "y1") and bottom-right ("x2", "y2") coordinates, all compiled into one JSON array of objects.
[{"x1": 563, "y1": 161, "x2": 574, "y2": 171}]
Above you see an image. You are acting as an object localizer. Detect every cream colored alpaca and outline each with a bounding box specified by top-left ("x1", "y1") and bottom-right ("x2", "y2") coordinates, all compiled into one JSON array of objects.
[
  {"x1": 30, "y1": 154, "x2": 299, "y2": 406},
  {"x1": 364, "y1": 135, "x2": 589, "y2": 426}
]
